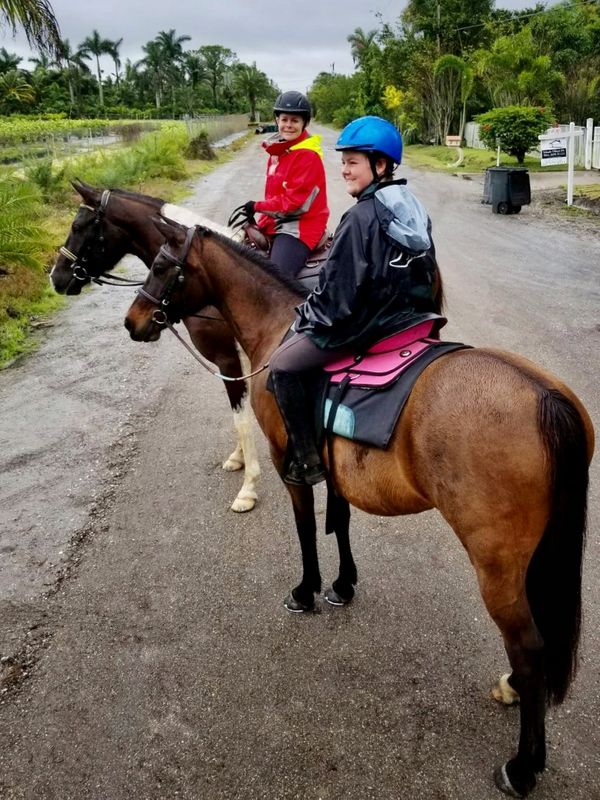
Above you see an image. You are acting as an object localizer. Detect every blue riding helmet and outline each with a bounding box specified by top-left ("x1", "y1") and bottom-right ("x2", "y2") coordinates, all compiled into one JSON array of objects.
[{"x1": 336, "y1": 116, "x2": 403, "y2": 164}]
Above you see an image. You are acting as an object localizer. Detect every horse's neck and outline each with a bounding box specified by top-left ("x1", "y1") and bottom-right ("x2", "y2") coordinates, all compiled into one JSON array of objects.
[
  {"x1": 110, "y1": 197, "x2": 163, "y2": 267},
  {"x1": 202, "y1": 237, "x2": 299, "y2": 364}
]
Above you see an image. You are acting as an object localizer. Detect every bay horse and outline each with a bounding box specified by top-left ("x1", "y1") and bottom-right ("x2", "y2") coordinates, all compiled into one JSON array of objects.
[
  {"x1": 124, "y1": 218, "x2": 593, "y2": 798},
  {"x1": 49, "y1": 180, "x2": 260, "y2": 513}
]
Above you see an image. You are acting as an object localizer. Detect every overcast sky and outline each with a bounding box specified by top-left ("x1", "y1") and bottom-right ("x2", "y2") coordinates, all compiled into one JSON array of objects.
[{"x1": 3, "y1": 0, "x2": 532, "y2": 92}]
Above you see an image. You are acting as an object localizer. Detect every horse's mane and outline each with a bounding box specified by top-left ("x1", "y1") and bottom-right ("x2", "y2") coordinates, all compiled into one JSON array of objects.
[
  {"x1": 110, "y1": 188, "x2": 164, "y2": 208},
  {"x1": 204, "y1": 227, "x2": 309, "y2": 300}
]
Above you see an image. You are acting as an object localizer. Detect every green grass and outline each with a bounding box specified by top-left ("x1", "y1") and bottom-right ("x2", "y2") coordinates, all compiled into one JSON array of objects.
[
  {"x1": 403, "y1": 144, "x2": 585, "y2": 174},
  {"x1": 0, "y1": 130, "x2": 252, "y2": 369},
  {"x1": 574, "y1": 184, "x2": 600, "y2": 201}
]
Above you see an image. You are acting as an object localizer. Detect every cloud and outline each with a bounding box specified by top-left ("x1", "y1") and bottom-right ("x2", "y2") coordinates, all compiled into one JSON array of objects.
[{"x1": 2, "y1": 0, "x2": 533, "y2": 89}]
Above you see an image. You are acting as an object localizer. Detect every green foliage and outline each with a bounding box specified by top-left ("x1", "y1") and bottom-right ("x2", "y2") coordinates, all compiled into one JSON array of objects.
[
  {"x1": 309, "y1": 72, "x2": 360, "y2": 123},
  {"x1": 0, "y1": 176, "x2": 52, "y2": 270},
  {"x1": 23, "y1": 156, "x2": 67, "y2": 200},
  {"x1": 475, "y1": 105, "x2": 555, "y2": 163},
  {"x1": 66, "y1": 123, "x2": 189, "y2": 187}
]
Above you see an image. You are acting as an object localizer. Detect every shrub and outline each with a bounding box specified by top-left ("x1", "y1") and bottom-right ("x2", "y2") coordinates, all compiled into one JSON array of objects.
[
  {"x1": 475, "y1": 106, "x2": 555, "y2": 164},
  {"x1": 186, "y1": 130, "x2": 216, "y2": 160}
]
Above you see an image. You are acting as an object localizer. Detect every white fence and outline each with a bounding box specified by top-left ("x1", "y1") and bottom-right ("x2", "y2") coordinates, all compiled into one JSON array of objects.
[
  {"x1": 464, "y1": 119, "x2": 600, "y2": 169},
  {"x1": 593, "y1": 127, "x2": 600, "y2": 169}
]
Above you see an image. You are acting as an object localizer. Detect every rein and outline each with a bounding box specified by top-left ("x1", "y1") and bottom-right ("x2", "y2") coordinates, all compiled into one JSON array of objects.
[{"x1": 137, "y1": 225, "x2": 270, "y2": 384}]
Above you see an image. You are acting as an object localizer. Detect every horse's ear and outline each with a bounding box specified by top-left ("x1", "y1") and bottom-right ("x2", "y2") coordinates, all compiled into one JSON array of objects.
[
  {"x1": 151, "y1": 215, "x2": 187, "y2": 243},
  {"x1": 70, "y1": 178, "x2": 98, "y2": 203}
]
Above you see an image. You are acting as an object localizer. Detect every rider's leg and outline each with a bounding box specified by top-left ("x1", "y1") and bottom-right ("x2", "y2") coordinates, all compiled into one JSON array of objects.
[
  {"x1": 270, "y1": 234, "x2": 310, "y2": 278},
  {"x1": 270, "y1": 333, "x2": 347, "y2": 485}
]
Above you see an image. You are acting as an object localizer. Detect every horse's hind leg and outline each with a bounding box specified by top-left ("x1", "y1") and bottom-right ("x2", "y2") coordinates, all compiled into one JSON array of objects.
[
  {"x1": 323, "y1": 493, "x2": 357, "y2": 606},
  {"x1": 476, "y1": 562, "x2": 546, "y2": 798}
]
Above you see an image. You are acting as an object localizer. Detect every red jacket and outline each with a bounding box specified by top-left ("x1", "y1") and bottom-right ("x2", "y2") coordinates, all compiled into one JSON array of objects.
[{"x1": 254, "y1": 130, "x2": 329, "y2": 250}]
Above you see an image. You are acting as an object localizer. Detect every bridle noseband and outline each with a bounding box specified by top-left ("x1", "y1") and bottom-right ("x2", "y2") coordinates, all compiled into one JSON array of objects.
[
  {"x1": 136, "y1": 225, "x2": 270, "y2": 383},
  {"x1": 59, "y1": 190, "x2": 144, "y2": 287}
]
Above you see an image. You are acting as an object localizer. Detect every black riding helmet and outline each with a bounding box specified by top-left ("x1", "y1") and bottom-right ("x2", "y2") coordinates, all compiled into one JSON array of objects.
[{"x1": 273, "y1": 91, "x2": 311, "y2": 126}]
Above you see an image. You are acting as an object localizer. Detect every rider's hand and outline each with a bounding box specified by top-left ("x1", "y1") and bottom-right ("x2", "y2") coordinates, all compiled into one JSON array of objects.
[{"x1": 228, "y1": 201, "x2": 257, "y2": 229}]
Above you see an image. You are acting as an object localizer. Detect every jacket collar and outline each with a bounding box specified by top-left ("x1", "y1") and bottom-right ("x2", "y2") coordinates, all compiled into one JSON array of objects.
[
  {"x1": 356, "y1": 177, "x2": 407, "y2": 203},
  {"x1": 262, "y1": 129, "x2": 309, "y2": 156}
]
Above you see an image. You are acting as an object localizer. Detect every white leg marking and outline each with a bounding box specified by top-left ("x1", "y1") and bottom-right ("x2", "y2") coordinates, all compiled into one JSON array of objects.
[
  {"x1": 230, "y1": 401, "x2": 261, "y2": 512},
  {"x1": 491, "y1": 672, "x2": 520, "y2": 705}
]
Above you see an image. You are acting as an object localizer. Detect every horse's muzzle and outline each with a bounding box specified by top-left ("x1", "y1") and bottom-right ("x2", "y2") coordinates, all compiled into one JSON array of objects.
[{"x1": 124, "y1": 314, "x2": 162, "y2": 342}]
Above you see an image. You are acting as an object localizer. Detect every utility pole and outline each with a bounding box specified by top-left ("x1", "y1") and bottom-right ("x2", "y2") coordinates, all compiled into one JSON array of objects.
[{"x1": 437, "y1": 1, "x2": 441, "y2": 54}]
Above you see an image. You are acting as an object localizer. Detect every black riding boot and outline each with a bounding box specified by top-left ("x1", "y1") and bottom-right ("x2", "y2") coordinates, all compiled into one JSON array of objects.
[{"x1": 271, "y1": 370, "x2": 326, "y2": 486}]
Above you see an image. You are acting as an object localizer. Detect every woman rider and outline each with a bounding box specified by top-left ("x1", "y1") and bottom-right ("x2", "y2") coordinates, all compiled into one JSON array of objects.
[
  {"x1": 269, "y1": 115, "x2": 441, "y2": 486},
  {"x1": 237, "y1": 90, "x2": 329, "y2": 277}
]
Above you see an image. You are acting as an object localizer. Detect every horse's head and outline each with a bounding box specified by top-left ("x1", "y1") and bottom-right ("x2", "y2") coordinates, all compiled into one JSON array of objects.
[
  {"x1": 50, "y1": 180, "x2": 133, "y2": 295},
  {"x1": 124, "y1": 216, "x2": 211, "y2": 342}
]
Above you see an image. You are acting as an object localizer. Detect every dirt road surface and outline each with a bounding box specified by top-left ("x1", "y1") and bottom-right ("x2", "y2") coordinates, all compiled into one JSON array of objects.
[{"x1": 1, "y1": 127, "x2": 599, "y2": 799}]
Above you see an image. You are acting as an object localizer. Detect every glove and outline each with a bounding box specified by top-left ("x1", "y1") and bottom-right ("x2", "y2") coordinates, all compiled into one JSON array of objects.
[{"x1": 227, "y1": 201, "x2": 256, "y2": 229}]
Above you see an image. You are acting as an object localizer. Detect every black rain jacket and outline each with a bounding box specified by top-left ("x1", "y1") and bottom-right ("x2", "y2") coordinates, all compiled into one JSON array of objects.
[{"x1": 295, "y1": 179, "x2": 441, "y2": 350}]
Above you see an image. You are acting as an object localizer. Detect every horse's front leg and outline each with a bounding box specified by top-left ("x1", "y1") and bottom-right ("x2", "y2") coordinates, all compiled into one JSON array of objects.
[
  {"x1": 284, "y1": 484, "x2": 321, "y2": 612},
  {"x1": 224, "y1": 391, "x2": 260, "y2": 513},
  {"x1": 323, "y1": 492, "x2": 357, "y2": 606}
]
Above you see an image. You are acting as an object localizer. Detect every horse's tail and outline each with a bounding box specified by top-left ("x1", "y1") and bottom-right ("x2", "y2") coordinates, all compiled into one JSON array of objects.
[{"x1": 526, "y1": 387, "x2": 590, "y2": 705}]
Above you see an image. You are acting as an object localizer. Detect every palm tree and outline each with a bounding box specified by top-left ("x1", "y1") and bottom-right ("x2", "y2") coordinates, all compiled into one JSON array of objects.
[
  {"x1": 0, "y1": 47, "x2": 22, "y2": 73},
  {"x1": 0, "y1": 69, "x2": 35, "y2": 111},
  {"x1": 106, "y1": 37, "x2": 123, "y2": 88},
  {"x1": 0, "y1": 0, "x2": 61, "y2": 56},
  {"x1": 79, "y1": 29, "x2": 112, "y2": 106},
  {"x1": 28, "y1": 51, "x2": 53, "y2": 70},
  {"x1": 155, "y1": 29, "x2": 191, "y2": 109},
  {"x1": 182, "y1": 51, "x2": 206, "y2": 90},
  {"x1": 434, "y1": 54, "x2": 475, "y2": 142},
  {"x1": 138, "y1": 40, "x2": 166, "y2": 109},
  {"x1": 56, "y1": 37, "x2": 87, "y2": 110},
  {"x1": 197, "y1": 44, "x2": 236, "y2": 107},
  {"x1": 155, "y1": 28, "x2": 190, "y2": 62},
  {"x1": 347, "y1": 27, "x2": 377, "y2": 67},
  {"x1": 234, "y1": 62, "x2": 272, "y2": 121}
]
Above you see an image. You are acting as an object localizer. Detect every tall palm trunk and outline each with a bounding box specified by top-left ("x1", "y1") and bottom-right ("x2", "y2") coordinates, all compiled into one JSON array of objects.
[{"x1": 94, "y1": 53, "x2": 103, "y2": 105}]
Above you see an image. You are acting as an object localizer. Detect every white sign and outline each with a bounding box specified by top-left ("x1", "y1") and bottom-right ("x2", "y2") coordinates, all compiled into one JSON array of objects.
[{"x1": 541, "y1": 137, "x2": 568, "y2": 166}]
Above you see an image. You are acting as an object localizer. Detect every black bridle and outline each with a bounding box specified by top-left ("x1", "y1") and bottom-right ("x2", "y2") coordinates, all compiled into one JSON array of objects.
[
  {"x1": 135, "y1": 225, "x2": 270, "y2": 382},
  {"x1": 58, "y1": 190, "x2": 145, "y2": 287},
  {"x1": 136, "y1": 224, "x2": 198, "y2": 325}
]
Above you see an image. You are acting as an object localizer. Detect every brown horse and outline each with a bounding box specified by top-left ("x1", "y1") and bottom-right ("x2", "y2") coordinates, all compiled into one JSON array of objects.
[
  {"x1": 124, "y1": 218, "x2": 593, "y2": 798},
  {"x1": 50, "y1": 181, "x2": 260, "y2": 512}
]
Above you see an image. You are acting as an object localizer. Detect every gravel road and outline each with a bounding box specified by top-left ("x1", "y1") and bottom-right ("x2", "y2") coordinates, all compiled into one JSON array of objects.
[{"x1": 0, "y1": 127, "x2": 598, "y2": 800}]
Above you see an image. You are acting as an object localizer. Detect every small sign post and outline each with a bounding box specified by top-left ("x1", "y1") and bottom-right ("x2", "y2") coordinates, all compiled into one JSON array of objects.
[{"x1": 538, "y1": 122, "x2": 583, "y2": 206}]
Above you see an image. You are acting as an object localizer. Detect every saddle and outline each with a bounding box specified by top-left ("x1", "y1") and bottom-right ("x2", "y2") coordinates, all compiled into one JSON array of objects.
[
  {"x1": 243, "y1": 224, "x2": 333, "y2": 289},
  {"x1": 316, "y1": 316, "x2": 469, "y2": 448}
]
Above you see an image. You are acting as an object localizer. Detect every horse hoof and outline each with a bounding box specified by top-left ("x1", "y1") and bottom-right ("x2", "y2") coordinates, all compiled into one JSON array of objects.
[
  {"x1": 222, "y1": 457, "x2": 244, "y2": 471},
  {"x1": 494, "y1": 763, "x2": 535, "y2": 798},
  {"x1": 492, "y1": 673, "x2": 520, "y2": 705},
  {"x1": 324, "y1": 586, "x2": 353, "y2": 606},
  {"x1": 230, "y1": 495, "x2": 256, "y2": 513},
  {"x1": 283, "y1": 593, "x2": 315, "y2": 613}
]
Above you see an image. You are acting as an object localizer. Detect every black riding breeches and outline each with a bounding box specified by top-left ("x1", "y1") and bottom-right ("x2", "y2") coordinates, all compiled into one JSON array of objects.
[{"x1": 270, "y1": 234, "x2": 310, "y2": 278}]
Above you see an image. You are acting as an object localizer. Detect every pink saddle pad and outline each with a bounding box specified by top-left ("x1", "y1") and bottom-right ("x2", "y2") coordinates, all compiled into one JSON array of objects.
[{"x1": 323, "y1": 319, "x2": 439, "y2": 388}]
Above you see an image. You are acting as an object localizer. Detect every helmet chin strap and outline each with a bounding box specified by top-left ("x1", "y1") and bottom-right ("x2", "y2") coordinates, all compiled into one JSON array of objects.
[{"x1": 367, "y1": 153, "x2": 383, "y2": 184}]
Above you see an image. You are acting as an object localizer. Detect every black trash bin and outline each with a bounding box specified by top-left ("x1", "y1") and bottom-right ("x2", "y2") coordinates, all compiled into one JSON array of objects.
[{"x1": 483, "y1": 167, "x2": 531, "y2": 214}]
